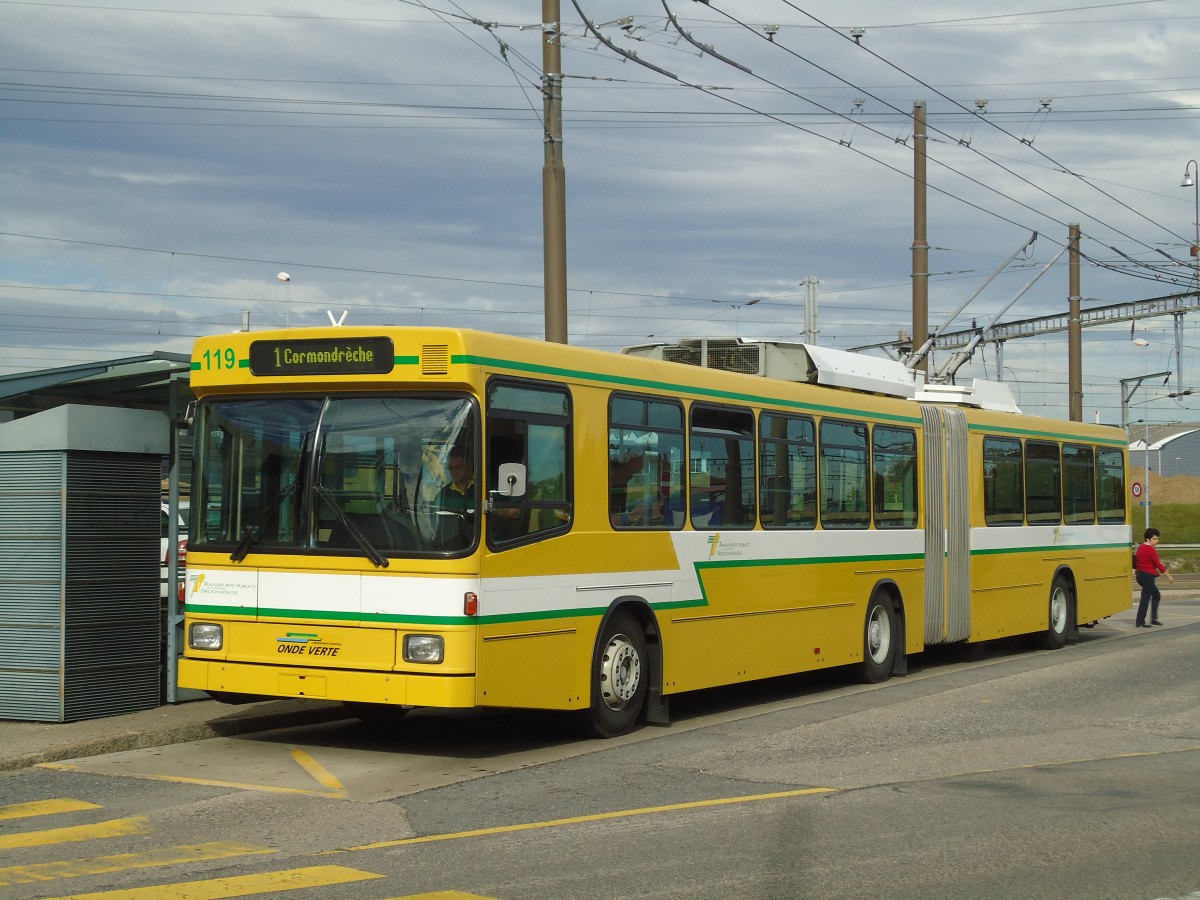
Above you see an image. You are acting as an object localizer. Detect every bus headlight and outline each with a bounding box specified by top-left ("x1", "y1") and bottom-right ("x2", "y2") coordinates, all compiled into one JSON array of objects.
[
  {"x1": 403, "y1": 634, "x2": 444, "y2": 664},
  {"x1": 189, "y1": 622, "x2": 224, "y2": 650}
]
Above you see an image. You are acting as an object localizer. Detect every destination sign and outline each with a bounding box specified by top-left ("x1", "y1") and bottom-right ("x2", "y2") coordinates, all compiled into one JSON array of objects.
[{"x1": 249, "y1": 337, "x2": 395, "y2": 376}]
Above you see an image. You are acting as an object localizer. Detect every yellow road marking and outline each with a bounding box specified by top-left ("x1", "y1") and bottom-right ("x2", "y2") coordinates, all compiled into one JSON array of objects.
[
  {"x1": 0, "y1": 842, "x2": 275, "y2": 887},
  {"x1": 338, "y1": 786, "x2": 836, "y2": 852},
  {"x1": 289, "y1": 748, "x2": 345, "y2": 794},
  {"x1": 35, "y1": 864, "x2": 383, "y2": 899},
  {"x1": 0, "y1": 817, "x2": 149, "y2": 850},
  {"x1": 0, "y1": 799, "x2": 101, "y2": 821},
  {"x1": 37, "y1": 763, "x2": 345, "y2": 798}
]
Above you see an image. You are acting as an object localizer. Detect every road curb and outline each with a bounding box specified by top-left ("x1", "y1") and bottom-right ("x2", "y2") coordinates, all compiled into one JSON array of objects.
[{"x1": 0, "y1": 701, "x2": 352, "y2": 773}]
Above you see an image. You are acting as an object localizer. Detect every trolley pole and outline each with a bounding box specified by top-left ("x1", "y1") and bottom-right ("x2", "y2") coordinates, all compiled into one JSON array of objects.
[{"x1": 542, "y1": 0, "x2": 568, "y2": 344}]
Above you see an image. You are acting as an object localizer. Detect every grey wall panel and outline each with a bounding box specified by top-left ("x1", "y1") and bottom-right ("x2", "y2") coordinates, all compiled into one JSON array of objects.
[
  {"x1": 0, "y1": 627, "x2": 60, "y2": 666},
  {"x1": 64, "y1": 665, "x2": 161, "y2": 721},
  {"x1": 0, "y1": 437, "x2": 166, "y2": 721},
  {"x1": 66, "y1": 625, "x2": 160, "y2": 667},
  {"x1": 0, "y1": 673, "x2": 63, "y2": 722}
]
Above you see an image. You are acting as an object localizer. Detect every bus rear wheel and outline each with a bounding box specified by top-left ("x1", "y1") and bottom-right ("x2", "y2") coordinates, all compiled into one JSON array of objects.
[
  {"x1": 860, "y1": 593, "x2": 897, "y2": 684},
  {"x1": 578, "y1": 611, "x2": 647, "y2": 738},
  {"x1": 1041, "y1": 576, "x2": 1072, "y2": 650}
]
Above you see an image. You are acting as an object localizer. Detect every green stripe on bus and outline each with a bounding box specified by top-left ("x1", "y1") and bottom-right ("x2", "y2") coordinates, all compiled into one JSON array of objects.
[
  {"x1": 972, "y1": 541, "x2": 1130, "y2": 557},
  {"x1": 186, "y1": 599, "x2": 706, "y2": 627},
  {"x1": 697, "y1": 552, "x2": 923, "y2": 571},
  {"x1": 967, "y1": 421, "x2": 1126, "y2": 446},
  {"x1": 453, "y1": 354, "x2": 922, "y2": 425},
  {"x1": 692, "y1": 553, "x2": 922, "y2": 605}
]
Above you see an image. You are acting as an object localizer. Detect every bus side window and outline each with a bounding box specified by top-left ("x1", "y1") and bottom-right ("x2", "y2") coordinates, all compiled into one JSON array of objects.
[
  {"x1": 819, "y1": 419, "x2": 870, "y2": 529},
  {"x1": 983, "y1": 436, "x2": 1024, "y2": 526},
  {"x1": 1025, "y1": 440, "x2": 1061, "y2": 525},
  {"x1": 1063, "y1": 443, "x2": 1095, "y2": 525},
  {"x1": 608, "y1": 394, "x2": 684, "y2": 530},
  {"x1": 872, "y1": 425, "x2": 917, "y2": 528},
  {"x1": 689, "y1": 404, "x2": 755, "y2": 530},
  {"x1": 486, "y1": 380, "x2": 572, "y2": 547},
  {"x1": 759, "y1": 413, "x2": 816, "y2": 530},
  {"x1": 1096, "y1": 447, "x2": 1126, "y2": 524}
]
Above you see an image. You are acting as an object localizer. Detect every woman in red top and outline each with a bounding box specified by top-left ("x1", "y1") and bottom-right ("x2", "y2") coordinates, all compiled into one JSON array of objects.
[{"x1": 1134, "y1": 527, "x2": 1175, "y2": 627}]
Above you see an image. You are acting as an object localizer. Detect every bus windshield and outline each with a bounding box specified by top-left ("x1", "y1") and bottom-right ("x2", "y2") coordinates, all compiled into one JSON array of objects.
[{"x1": 192, "y1": 394, "x2": 479, "y2": 561}]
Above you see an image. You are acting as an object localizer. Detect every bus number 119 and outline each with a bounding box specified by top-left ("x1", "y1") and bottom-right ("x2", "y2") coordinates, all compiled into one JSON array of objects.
[{"x1": 202, "y1": 347, "x2": 237, "y2": 370}]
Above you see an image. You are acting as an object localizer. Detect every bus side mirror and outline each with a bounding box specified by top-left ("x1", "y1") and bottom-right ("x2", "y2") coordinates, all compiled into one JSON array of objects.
[{"x1": 491, "y1": 463, "x2": 527, "y2": 503}]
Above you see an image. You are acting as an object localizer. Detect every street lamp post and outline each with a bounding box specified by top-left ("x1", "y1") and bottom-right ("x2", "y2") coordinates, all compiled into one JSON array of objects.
[
  {"x1": 1143, "y1": 418, "x2": 1150, "y2": 532},
  {"x1": 1182, "y1": 160, "x2": 1199, "y2": 289},
  {"x1": 1131, "y1": 418, "x2": 1152, "y2": 532}
]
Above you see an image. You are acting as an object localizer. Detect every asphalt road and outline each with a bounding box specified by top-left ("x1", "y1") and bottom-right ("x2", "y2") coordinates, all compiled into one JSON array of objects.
[{"x1": 2, "y1": 601, "x2": 1198, "y2": 900}]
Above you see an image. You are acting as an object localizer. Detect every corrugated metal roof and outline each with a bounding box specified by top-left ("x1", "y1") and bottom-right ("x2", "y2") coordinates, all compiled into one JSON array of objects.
[
  {"x1": 1126, "y1": 423, "x2": 1200, "y2": 451},
  {"x1": 0, "y1": 353, "x2": 191, "y2": 410}
]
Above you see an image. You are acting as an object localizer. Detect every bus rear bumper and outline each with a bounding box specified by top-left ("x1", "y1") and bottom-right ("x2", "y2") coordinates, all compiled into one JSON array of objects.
[{"x1": 178, "y1": 658, "x2": 477, "y2": 708}]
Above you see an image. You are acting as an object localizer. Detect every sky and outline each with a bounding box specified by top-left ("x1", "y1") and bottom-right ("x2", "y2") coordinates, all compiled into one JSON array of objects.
[{"x1": 2, "y1": 0, "x2": 1199, "y2": 426}]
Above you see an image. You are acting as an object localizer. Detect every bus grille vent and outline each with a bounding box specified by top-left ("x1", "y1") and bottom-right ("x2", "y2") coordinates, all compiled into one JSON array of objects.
[
  {"x1": 707, "y1": 341, "x2": 760, "y2": 374},
  {"x1": 421, "y1": 345, "x2": 450, "y2": 376},
  {"x1": 662, "y1": 345, "x2": 700, "y2": 367},
  {"x1": 663, "y1": 339, "x2": 761, "y2": 375}
]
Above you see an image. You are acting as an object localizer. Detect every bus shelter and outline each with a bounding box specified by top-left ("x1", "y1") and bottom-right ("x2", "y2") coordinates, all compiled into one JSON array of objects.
[{"x1": 0, "y1": 354, "x2": 195, "y2": 720}]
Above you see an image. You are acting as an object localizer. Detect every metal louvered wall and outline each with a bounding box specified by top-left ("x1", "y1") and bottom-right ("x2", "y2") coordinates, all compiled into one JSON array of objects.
[{"x1": 0, "y1": 450, "x2": 162, "y2": 722}]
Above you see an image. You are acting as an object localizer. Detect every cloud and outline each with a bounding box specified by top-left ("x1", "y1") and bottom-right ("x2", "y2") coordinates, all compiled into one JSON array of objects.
[{"x1": 1, "y1": 0, "x2": 1197, "y2": 423}]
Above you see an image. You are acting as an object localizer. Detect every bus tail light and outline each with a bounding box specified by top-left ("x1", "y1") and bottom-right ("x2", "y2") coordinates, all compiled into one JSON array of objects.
[{"x1": 464, "y1": 591, "x2": 478, "y2": 616}]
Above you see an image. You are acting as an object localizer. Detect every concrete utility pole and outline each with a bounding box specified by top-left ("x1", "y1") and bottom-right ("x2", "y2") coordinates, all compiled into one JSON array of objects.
[
  {"x1": 911, "y1": 101, "x2": 929, "y2": 376},
  {"x1": 1068, "y1": 223, "x2": 1082, "y2": 421},
  {"x1": 542, "y1": 0, "x2": 568, "y2": 344}
]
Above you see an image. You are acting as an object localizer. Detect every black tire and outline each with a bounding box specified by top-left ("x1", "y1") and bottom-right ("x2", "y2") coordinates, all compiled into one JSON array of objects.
[
  {"x1": 578, "y1": 611, "x2": 648, "y2": 738},
  {"x1": 1041, "y1": 576, "x2": 1072, "y2": 650},
  {"x1": 860, "y1": 592, "x2": 897, "y2": 684},
  {"x1": 343, "y1": 701, "x2": 410, "y2": 724}
]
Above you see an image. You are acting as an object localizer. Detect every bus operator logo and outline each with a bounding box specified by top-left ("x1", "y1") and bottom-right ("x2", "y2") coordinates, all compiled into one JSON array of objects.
[{"x1": 277, "y1": 632, "x2": 341, "y2": 658}]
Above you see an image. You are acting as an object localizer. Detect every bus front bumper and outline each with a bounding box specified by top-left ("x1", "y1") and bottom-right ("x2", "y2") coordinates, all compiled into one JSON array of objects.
[{"x1": 178, "y1": 658, "x2": 477, "y2": 708}]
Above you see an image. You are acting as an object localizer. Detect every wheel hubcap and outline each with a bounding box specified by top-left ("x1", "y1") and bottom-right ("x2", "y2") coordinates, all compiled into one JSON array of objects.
[
  {"x1": 600, "y1": 633, "x2": 641, "y2": 711},
  {"x1": 867, "y1": 606, "x2": 891, "y2": 664},
  {"x1": 1050, "y1": 587, "x2": 1068, "y2": 634}
]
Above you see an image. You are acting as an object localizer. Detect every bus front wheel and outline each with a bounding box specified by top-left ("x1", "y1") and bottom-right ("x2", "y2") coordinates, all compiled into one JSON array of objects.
[
  {"x1": 1041, "y1": 576, "x2": 1072, "y2": 650},
  {"x1": 579, "y1": 611, "x2": 647, "y2": 738},
  {"x1": 860, "y1": 593, "x2": 897, "y2": 684}
]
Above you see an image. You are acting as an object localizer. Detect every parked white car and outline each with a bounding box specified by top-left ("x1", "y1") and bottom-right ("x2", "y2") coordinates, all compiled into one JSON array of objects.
[{"x1": 160, "y1": 503, "x2": 187, "y2": 600}]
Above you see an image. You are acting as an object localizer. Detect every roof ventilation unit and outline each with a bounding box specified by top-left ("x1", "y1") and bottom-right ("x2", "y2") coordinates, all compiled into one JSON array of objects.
[{"x1": 622, "y1": 338, "x2": 916, "y2": 399}]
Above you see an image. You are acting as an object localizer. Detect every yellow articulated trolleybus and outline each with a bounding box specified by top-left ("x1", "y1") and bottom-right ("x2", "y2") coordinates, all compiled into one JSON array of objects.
[{"x1": 179, "y1": 328, "x2": 1131, "y2": 737}]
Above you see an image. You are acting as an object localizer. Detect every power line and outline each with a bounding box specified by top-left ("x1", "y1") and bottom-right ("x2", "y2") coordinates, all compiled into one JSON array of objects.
[
  {"x1": 691, "y1": 1, "x2": 1194, "y2": 283},
  {"x1": 768, "y1": 1, "x2": 1195, "y2": 252}
]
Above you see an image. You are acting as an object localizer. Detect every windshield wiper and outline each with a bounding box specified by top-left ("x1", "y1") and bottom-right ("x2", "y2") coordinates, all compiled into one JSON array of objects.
[
  {"x1": 314, "y1": 483, "x2": 389, "y2": 569},
  {"x1": 230, "y1": 481, "x2": 297, "y2": 563}
]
